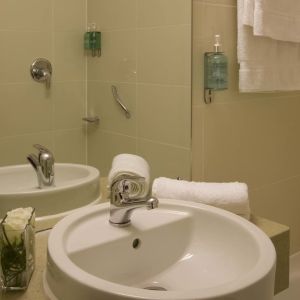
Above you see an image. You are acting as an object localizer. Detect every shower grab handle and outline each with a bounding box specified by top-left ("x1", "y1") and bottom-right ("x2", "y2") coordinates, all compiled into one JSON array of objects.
[{"x1": 111, "y1": 85, "x2": 131, "y2": 119}]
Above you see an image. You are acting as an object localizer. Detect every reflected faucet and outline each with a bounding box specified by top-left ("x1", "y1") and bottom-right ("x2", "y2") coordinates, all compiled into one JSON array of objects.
[
  {"x1": 109, "y1": 175, "x2": 159, "y2": 226},
  {"x1": 27, "y1": 144, "x2": 55, "y2": 188},
  {"x1": 30, "y1": 58, "x2": 52, "y2": 89}
]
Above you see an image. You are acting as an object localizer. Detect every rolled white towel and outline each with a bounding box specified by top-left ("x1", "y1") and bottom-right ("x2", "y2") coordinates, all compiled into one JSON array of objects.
[
  {"x1": 152, "y1": 177, "x2": 250, "y2": 219},
  {"x1": 108, "y1": 154, "x2": 150, "y2": 198}
]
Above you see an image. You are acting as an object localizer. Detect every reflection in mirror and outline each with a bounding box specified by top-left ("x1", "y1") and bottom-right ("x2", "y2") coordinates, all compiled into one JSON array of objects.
[
  {"x1": 0, "y1": 0, "x2": 191, "y2": 223},
  {"x1": 86, "y1": 0, "x2": 192, "y2": 180}
]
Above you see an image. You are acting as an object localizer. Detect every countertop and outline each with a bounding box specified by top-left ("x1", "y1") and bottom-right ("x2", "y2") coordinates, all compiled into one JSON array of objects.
[{"x1": 2, "y1": 214, "x2": 290, "y2": 299}]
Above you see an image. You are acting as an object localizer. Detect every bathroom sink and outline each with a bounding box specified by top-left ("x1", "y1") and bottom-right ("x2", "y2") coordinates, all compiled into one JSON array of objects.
[
  {"x1": 0, "y1": 163, "x2": 100, "y2": 229},
  {"x1": 44, "y1": 199, "x2": 276, "y2": 300}
]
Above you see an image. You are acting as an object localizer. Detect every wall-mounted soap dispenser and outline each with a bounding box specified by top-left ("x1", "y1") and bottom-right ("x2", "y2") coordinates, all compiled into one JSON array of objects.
[
  {"x1": 204, "y1": 34, "x2": 228, "y2": 103},
  {"x1": 84, "y1": 23, "x2": 101, "y2": 57}
]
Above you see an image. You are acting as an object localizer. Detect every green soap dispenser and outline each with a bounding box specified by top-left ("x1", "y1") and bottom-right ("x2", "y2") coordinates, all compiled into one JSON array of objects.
[
  {"x1": 84, "y1": 25, "x2": 91, "y2": 50},
  {"x1": 204, "y1": 34, "x2": 228, "y2": 91},
  {"x1": 90, "y1": 23, "x2": 101, "y2": 57},
  {"x1": 84, "y1": 23, "x2": 101, "y2": 57}
]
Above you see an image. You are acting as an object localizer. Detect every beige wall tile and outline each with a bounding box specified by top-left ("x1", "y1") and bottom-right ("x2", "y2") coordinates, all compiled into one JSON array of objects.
[
  {"x1": 137, "y1": 25, "x2": 191, "y2": 86},
  {"x1": 52, "y1": 82, "x2": 86, "y2": 130},
  {"x1": 137, "y1": 84, "x2": 191, "y2": 147},
  {"x1": 0, "y1": 31, "x2": 52, "y2": 84},
  {"x1": 202, "y1": 98, "x2": 300, "y2": 188},
  {"x1": 88, "y1": 82, "x2": 137, "y2": 136},
  {"x1": 193, "y1": 1, "x2": 300, "y2": 104},
  {"x1": 87, "y1": 0, "x2": 192, "y2": 179},
  {"x1": 0, "y1": 0, "x2": 87, "y2": 168},
  {"x1": 192, "y1": 0, "x2": 300, "y2": 253},
  {"x1": 137, "y1": 139, "x2": 191, "y2": 180},
  {"x1": 0, "y1": 0, "x2": 52, "y2": 31},
  {"x1": 193, "y1": 1, "x2": 237, "y2": 41},
  {"x1": 0, "y1": 133, "x2": 53, "y2": 167},
  {"x1": 137, "y1": 0, "x2": 191, "y2": 28},
  {"x1": 87, "y1": 130, "x2": 137, "y2": 174},
  {"x1": 191, "y1": 105, "x2": 203, "y2": 180},
  {"x1": 53, "y1": 31, "x2": 85, "y2": 82},
  {"x1": 0, "y1": 83, "x2": 52, "y2": 138},
  {"x1": 88, "y1": 0, "x2": 137, "y2": 31},
  {"x1": 54, "y1": 129, "x2": 86, "y2": 164},
  {"x1": 87, "y1": 30, "x2": 137, "y2": 82},
  {"x1": 87, "y1": 56, "x2": 137, "y2": 83},
  {"x1": 53, "y1": 0, "x2": 86, "y2": 31}
]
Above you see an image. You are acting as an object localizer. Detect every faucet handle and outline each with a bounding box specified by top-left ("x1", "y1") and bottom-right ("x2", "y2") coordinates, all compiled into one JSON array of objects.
[
  {"x1": 32, "y1": 144, "x2": 54, "y2": 173},
  {"x1": 33, "y1": 144, "x2": 52, "y2": 155}
]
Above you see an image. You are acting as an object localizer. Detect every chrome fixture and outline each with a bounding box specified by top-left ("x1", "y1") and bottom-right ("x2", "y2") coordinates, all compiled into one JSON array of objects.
[
  {"x1": 109, "y1": 175, "x2": 158, "y2": 226},
  {"x1": 82, "y1": 116, "x2": 100, "y2": 124},
  {"x1": 204, "y1": 89, "x2": 213, "y2": 104},
  {"x1": 30, "y1": 58, "x2": 52, "y2": 89},
  {"x1": 27, "y1": 144, "x2": 55, "y2": 188},
  {"x1": 111, "y1": 85, "x2": 131, "y2": 118}
]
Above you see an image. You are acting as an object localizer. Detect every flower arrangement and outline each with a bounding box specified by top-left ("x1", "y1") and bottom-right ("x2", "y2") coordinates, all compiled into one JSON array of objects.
[{"x1": 0, "y1": 207, "x2": 35, "y2": 291}]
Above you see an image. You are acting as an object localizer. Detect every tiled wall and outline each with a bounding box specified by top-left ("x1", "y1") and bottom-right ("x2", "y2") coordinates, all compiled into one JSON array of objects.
[
  {"x1": 87, "y1": 0, "x2": 192, "y2": 180},
  {"x1": 0, "y1": 0, "x2": 87, "y2": 166},
  {"x1": 192, "y1": 0, "x2": 300, "y2": 254}
]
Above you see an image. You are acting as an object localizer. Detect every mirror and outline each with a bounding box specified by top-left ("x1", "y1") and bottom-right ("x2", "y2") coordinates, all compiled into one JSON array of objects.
[
  {"x1": 0, "y1": 0, "x2": 191, "y2": 214},
  {"x1": 86, "y1": 0, "x2": 192, "y2": 180}
]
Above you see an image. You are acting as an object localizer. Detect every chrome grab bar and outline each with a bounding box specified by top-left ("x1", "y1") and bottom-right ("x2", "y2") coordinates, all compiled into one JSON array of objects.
[{"x1": 111, "y1": 85, "x2": 131, "y2": 119}]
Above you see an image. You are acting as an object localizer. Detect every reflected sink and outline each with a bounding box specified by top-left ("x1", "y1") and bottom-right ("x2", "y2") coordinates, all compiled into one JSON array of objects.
[
  {"x1": 0, "y1": 163, "x2": 100, "y2": 229},
  {"x1": 44, "y1": 199, "x2": 276, "y2": 300}
]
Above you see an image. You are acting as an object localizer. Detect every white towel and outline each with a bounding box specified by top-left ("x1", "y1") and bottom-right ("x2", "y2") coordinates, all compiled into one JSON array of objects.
[
  {"x1": 243, "y1": 0, "x2": 300, "y2": 43},
  {"x1": 108, "y1": 154, "x2": 150, "y2": 198},
  {"x1": 238, "y1": 0, "x2": 300, "y2": 92},
  {"x1": 152, "y1": 177, "x2": 250, "y2": 219},
  {"x1": 242, "y1": 0, "x2": 255, "y2": 27}
]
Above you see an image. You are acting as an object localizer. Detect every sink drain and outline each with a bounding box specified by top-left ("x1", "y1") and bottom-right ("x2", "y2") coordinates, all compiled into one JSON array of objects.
[{"x1": 144, "y1": 286, "x2": 167, "y2": 291}]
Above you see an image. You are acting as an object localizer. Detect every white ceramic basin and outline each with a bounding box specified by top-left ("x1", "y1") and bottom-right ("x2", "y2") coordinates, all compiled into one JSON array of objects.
[
  {"x1": 0, "y1": 164, "x2": 100, "y2": 228},
  {"x1": 44, "y1": 200, "x2": 276, "y2": 300}
]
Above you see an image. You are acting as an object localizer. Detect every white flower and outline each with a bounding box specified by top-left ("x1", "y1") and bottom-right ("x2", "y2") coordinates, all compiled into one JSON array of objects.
[
  {"x1": 6, "y1": 207, "x2": 33, "y2": 220},
  {"x1": 2, "y1": 207, "x2": 34, "y2": 245}
]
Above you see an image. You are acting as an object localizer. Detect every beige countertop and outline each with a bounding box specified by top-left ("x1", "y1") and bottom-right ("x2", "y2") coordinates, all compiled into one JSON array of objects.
[
  {"x1": 2, "y1": 214, "x2": 290, "y2": 300},
  {"x1": 251, "y1": 215, "x2": 290, "y2": 294}
]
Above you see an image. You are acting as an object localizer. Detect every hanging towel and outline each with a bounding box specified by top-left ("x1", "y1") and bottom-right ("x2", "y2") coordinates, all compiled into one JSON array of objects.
[
  {"x1": 152, "y1": 177, "x2": 250, "y2": 219},
  {"x1": 242, "y1": 0, "x2": 255, "y2": 27},
  {"x1": 243, "y1": 0, "x2": 300, "y2": 43},
  {"x1": 238, "y1": 0, "x2": 300, "y2": 92},
  {"x1": 107, "y1": 154, "x2": 150, "y2": 198}
]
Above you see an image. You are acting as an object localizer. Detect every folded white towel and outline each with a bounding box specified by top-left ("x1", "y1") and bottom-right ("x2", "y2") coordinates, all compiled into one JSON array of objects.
[
  {"x1": 238, "y1": 0, "x2": 300, "y2": 92},
  {"x1": 243, "y1": 0, "x2": 300, "y2": 43},
  {"x1": 152, "y1": 177, "x2": 250, "y2": 219},
  {"x1": 108, "y1": 154, "x2": 150, "y2": 198}
]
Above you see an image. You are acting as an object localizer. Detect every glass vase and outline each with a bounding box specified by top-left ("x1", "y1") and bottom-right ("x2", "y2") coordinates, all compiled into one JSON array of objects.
[{"x1": 0, "y1": 209, "x2": 35, "y2": 291}]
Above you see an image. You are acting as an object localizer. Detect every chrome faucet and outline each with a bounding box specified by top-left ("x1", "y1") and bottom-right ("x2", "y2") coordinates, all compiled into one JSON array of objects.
[
  {"x1": 109, "y1": 175, "x2": 159, "y2": 226},
  {"x1": 27, "y1": 144, "x2": 55, "y2": 188}
]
